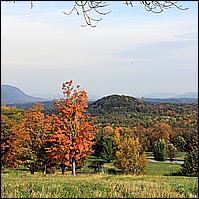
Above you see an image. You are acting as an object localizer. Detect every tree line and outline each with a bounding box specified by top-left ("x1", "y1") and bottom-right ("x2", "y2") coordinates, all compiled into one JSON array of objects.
[{"x1": 1, "y1": 81, "x2": 198, "y2": 176}]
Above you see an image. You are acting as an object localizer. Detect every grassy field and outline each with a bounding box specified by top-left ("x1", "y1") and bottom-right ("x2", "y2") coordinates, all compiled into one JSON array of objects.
[{"x1": 1, "y1": 162, "x2": 198, "y2": 198}]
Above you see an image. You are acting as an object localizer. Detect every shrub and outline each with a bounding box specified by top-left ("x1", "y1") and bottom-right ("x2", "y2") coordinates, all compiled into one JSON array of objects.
[{"x1": 153, "y1": 139, "x2": 167, "y2": 161}]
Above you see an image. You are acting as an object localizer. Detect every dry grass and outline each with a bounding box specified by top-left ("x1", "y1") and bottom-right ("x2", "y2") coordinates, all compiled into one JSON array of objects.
[{"x1": 1, "y1": 168, "x2": 198, "y2": 198}]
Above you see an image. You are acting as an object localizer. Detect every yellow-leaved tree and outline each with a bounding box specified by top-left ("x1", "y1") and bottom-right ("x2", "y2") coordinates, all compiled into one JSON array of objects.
[{"x1": 113, "y1": 127, "x2": 147, "y2": 175}]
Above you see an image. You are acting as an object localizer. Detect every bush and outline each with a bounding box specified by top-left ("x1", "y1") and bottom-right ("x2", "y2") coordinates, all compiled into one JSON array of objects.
[
  {"x1": 179, "y1": 149, "x2": 198, "y2": 177},
  {"x1": 153, "y1": 139, "x2": 167, "y2": 161}
]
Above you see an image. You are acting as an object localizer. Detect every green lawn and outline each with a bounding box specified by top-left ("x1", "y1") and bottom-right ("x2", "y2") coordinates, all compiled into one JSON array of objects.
[
  {"x1": 1, "y1": 162, "x2": 198, "y2": 198},
  {"x1": 146, "y1": 162, "x2": 181, "y2": 176}
]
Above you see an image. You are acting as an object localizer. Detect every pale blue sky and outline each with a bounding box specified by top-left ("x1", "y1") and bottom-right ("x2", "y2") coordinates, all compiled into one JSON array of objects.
[{"x1": 1, "y1": 1, "x2": 198, "y2": 98}]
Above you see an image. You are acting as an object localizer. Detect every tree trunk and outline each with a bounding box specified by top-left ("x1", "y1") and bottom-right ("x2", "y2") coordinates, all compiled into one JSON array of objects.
[
  {"x1": 30, "y1": 164, "x2": 34, "y2": 174},
  {"x1": 72, "y1": 159, "x2": 76, "y2": 176},
  {"x1": 43, "y1": 164, "x2": 47, "y2": 175},
  {"x1": 61, "y1": 164, "x2": 65, "y2": 175}
]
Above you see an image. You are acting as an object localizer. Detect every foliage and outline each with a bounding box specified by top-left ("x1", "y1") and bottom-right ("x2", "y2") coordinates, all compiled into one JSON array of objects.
[
  {"x1": 9, "y1": 94, "x2": 198, "y2": 153},
  {"x1": 1, "y1": 105, "x2": 23, "y2": 120},
  {"x1": 88, "y1": 95, "x2": 197, "y2": 152},
  {"x1": 1, "y1": 106, "x2": 24, "y2": 168},
  {"x1": 180, "y1": 149, "x2": 198, "y2": 177},
  {"x1": 150, "y1": 122, "x2": 172, "y2": 143},
  {"x1": 186, "y1": 134, "x2": 198, "y2": 152},
  {"x1": 174, "y1": 136, "x2": 187, "y2": 151},
  {"x1": 1, "y1": 114, "x2": 17, "y2": 168},
  {"x1": 100, "y1": 137, "x2": 115, "y2": 163},
  {"x1": 153, "y1": 139, "x2": 167, "y2": 161},
  {"x1": 92, "y1": 128, "x2": 104, "y2": 158},
  {"x1": 94, "y1": 126, "x2": 115, "y2": 162},
  {"x1": 113, "y1": 127, "x2": 147, "y2": 175},
  {"x1": 47, "y1": 80, "x2": 97, "y2": 175},
  {"x1": 16, "y1": 103, "x2": 50, "y2": 174}
]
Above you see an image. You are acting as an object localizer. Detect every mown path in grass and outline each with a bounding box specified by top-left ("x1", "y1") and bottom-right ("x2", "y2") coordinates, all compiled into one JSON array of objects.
[{"x1": 1, "y1": 162, "x2": 198, "y2": 198}]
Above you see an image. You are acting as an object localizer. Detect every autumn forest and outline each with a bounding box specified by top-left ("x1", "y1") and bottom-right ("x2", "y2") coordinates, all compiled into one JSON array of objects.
[{"x1": 1, "y1": 80, "x2": 198, "y2": 175}]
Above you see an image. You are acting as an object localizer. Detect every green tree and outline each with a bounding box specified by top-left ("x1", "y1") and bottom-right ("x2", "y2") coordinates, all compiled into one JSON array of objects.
[
  {"x1": 174, "y1": 136, "x2": 187, "y2": 151},
  {"x1": 153, "y1": 139, "x2": 167, "y2": 161},
  {"x1": 95, "y1": 126, "x2": 115, "y2": 162},
  {"x1": 180, "y1": 149, "x2": 198, "y2": 177},
  {"x1": 100, "y1": 137, "x2": 115, "y2": 162},
  {"x1": 92, "y1": 128, "x2": 104, "y2": 158}
]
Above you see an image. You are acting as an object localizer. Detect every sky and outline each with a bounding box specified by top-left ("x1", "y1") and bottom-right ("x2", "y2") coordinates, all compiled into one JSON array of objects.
[{"x1": 1, "y1": 1, "x2": 198, "y2": 99}]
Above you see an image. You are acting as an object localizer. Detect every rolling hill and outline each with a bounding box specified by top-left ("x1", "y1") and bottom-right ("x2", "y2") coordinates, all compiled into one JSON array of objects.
[
  {"x1": 87, "y1": 94, "x2": 198, "y2": 127},
  {"x1": 1, "y1": 85, "x2": 47, "y2": 105}
]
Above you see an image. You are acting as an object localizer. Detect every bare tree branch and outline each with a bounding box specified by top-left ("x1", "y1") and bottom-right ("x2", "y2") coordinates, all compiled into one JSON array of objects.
[
  {"x1": 64, "y1": 1, "x2": 188, "y2": 27},
  {"x1": 5, "y1": 1, "x2": 189, "y2": 28},
  {"x1": 63, "y1": 1, "x2": 111, "y2": 28},
  {"x1": 139, "y1": 1, "x2": 188, "y2": 14}
]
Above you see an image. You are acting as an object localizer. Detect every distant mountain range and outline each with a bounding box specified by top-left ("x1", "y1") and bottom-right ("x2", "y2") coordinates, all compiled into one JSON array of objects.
[
  {"x1": 144, "y1": 92, "x2": 198, "y2": 99},
  {"x1": 175, "y1": 92, "x2": 198, "y2": 98},
  {"x1": 143, "y1": 97, "x2": 198, "y2": 104},
  {"x1": 1, "y1": 84, "x2": 198, "y2": 105},
  {"x1": 31, "y1": 93, "x2": 62, "y2": 100},
  {"x1": 31, "y1": 92, "x2": 100, "y2": 101},
  {"x1": 1, "y1": 85, "x2": 47, "y2": 105}
]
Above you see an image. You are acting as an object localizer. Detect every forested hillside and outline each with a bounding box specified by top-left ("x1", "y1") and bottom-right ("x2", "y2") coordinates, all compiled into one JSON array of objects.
[{"x1": 88, "y1": 94, "x2": 198, "y2": 128}]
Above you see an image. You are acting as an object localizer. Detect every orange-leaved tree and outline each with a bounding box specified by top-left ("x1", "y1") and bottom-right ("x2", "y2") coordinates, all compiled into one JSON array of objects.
[
  {"x1": 48, "y1": 80, "x2": 97, "y2": 176},
  {"x1": 149, "y1": 122, "x2": 172, "y2": 147},
  {"x1": 1, "y1": 106, "x2": 24, "y2": 169},
  {"x1": 16, "y1": 103, "x2": 50, "y2": 174},
  {"x1": 1, "y1": 114, "x2": 18, "y2": 168}
]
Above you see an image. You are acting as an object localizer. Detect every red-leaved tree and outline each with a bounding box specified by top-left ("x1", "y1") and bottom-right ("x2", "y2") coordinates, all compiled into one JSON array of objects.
[{"x1": 48, "y1": 80, "x2": 97, "y2": 176}]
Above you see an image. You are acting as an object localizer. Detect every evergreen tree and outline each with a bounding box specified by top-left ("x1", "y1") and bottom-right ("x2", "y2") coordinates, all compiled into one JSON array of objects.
[
  {"x1": 153, "y1": 139, "x2": 167, "y2": 161},
  {"x1": 180, "y1": 149, "x2": 198, "y2": 177}
]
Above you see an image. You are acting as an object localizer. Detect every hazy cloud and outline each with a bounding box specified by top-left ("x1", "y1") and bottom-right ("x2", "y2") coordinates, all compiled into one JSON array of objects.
[{"x1": 1, "y1": 1, "x2": 198, "y2": 97}]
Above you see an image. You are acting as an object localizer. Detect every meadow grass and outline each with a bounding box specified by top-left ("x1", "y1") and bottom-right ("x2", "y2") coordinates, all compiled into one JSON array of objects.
[
  {"x1": 146, "y1": 162, "x2": 181, "y2": 176},
  {"x1": 1, "y1": 162, "x2": 198, "y2": 198}
]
